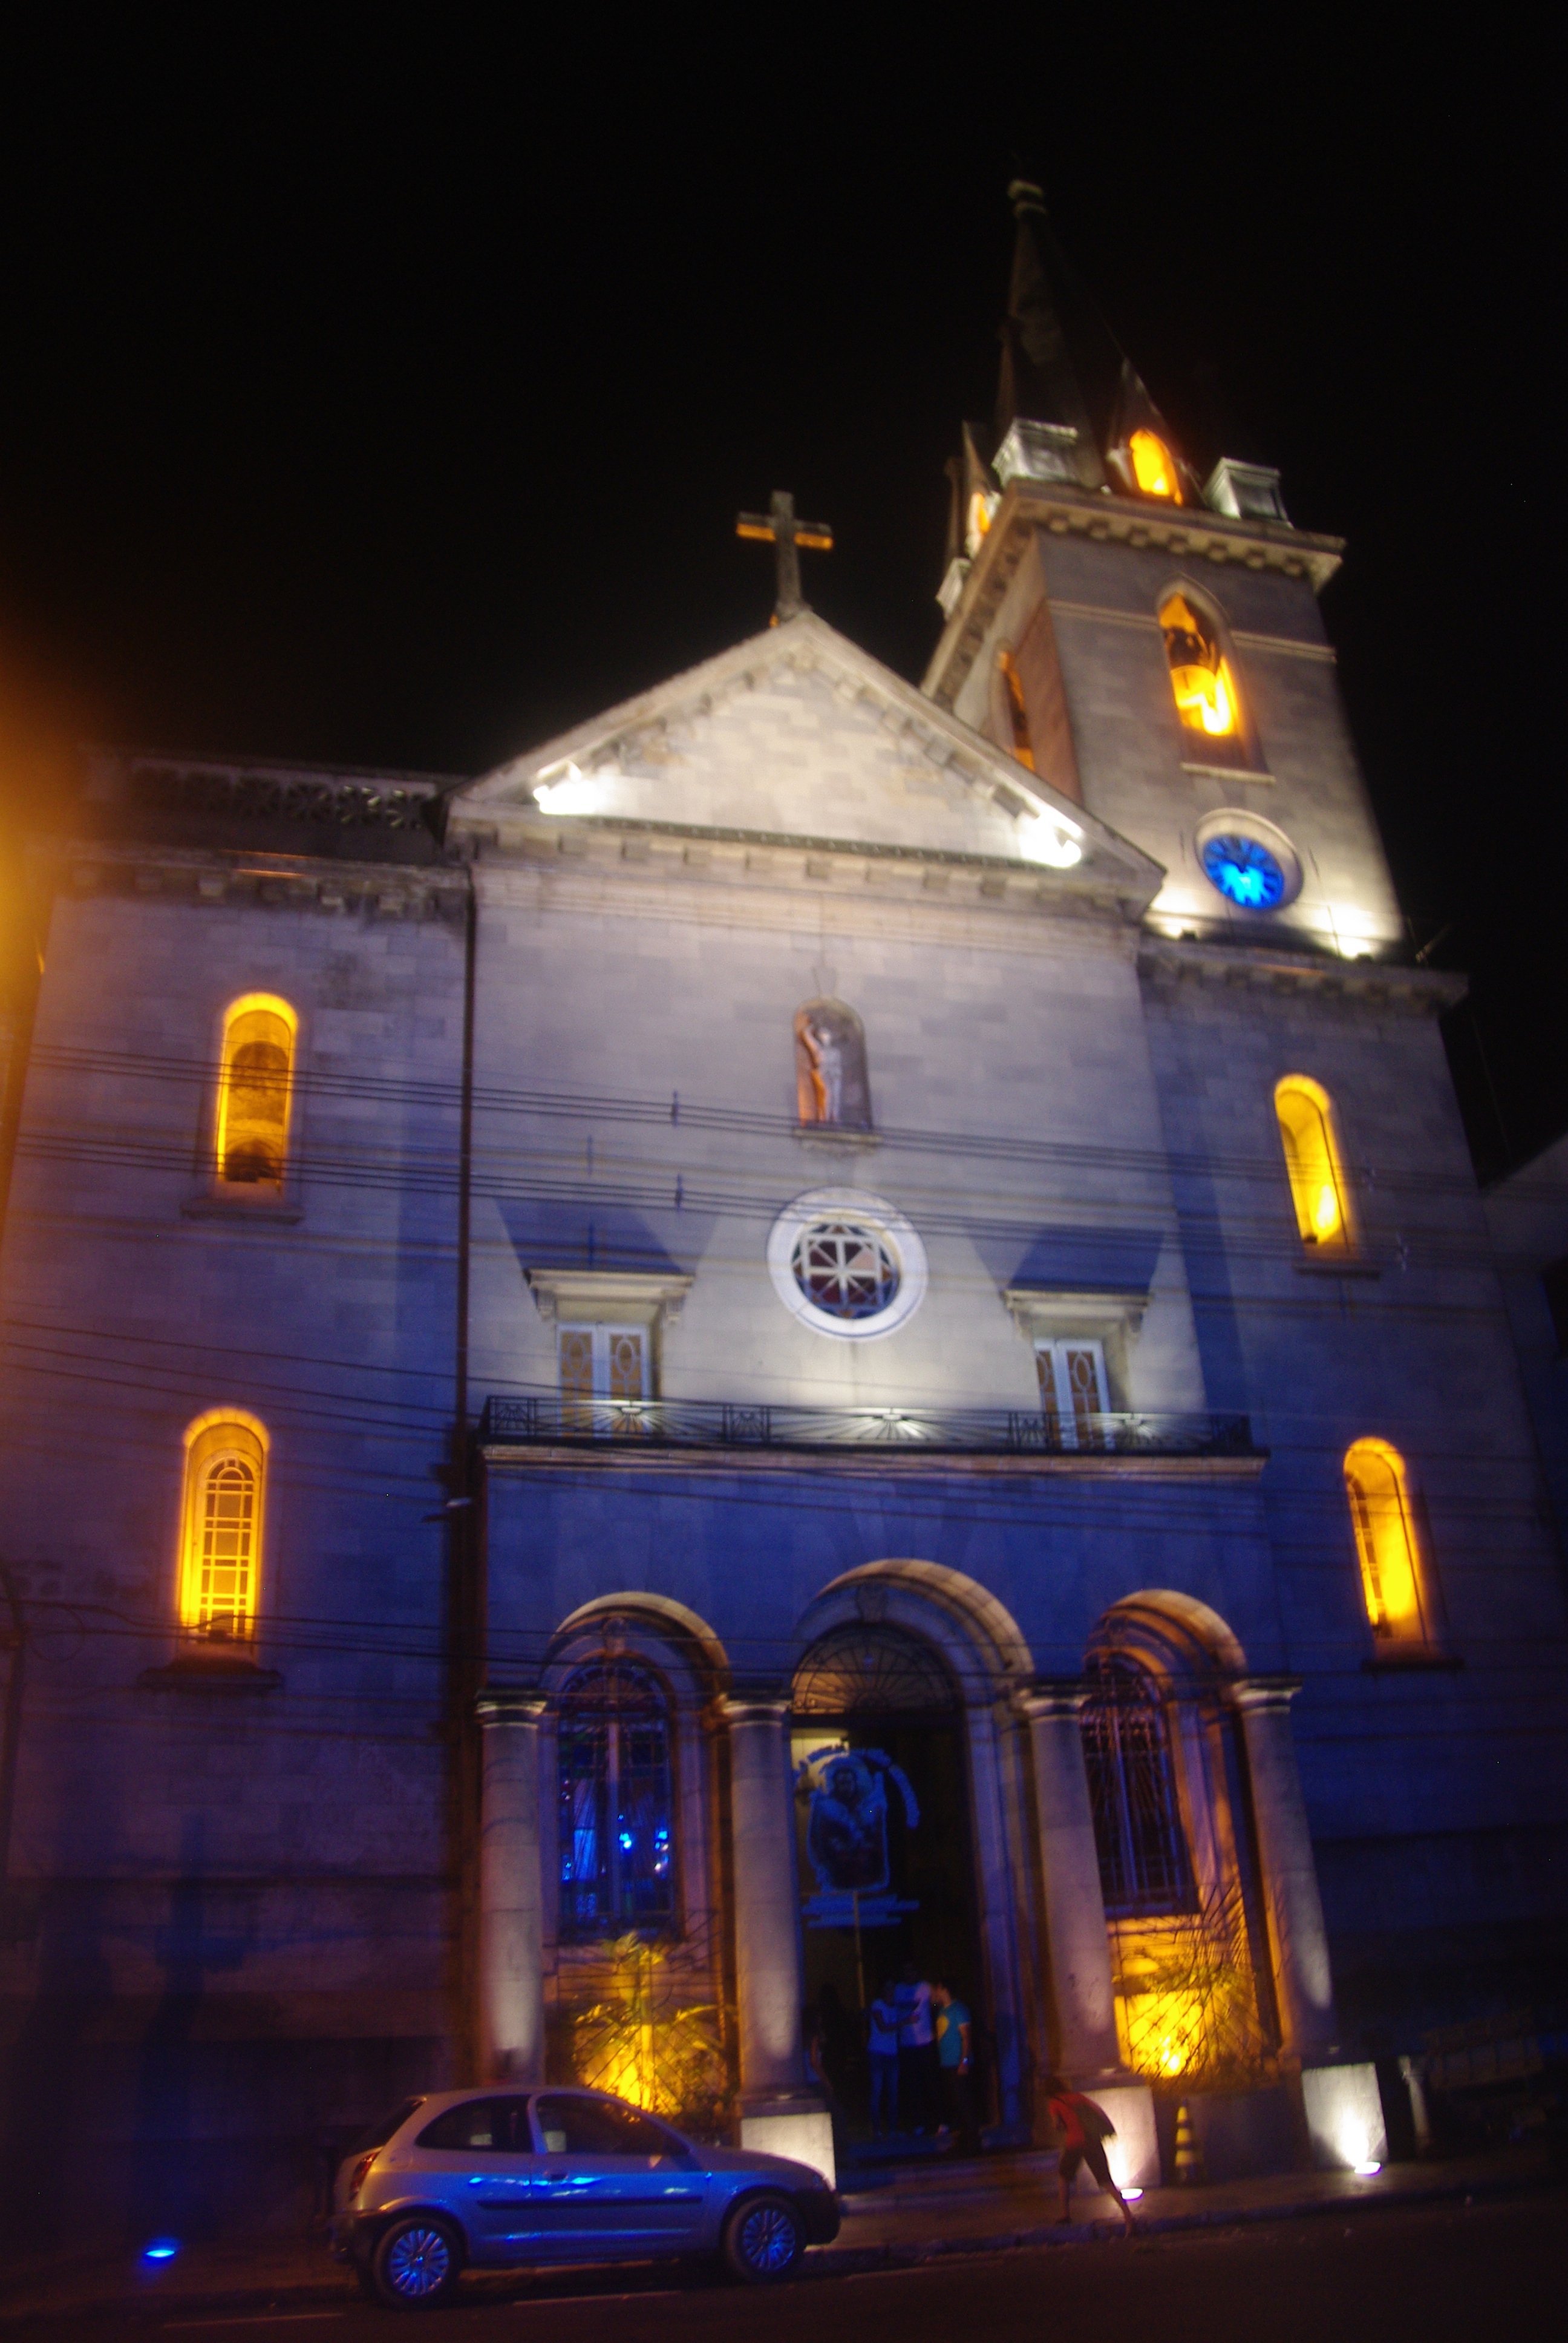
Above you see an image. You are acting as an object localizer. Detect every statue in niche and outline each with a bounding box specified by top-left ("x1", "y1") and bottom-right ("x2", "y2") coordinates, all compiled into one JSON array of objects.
[{"x1": 794, "y1": 1000, "x2": 871, "y2": 1130}]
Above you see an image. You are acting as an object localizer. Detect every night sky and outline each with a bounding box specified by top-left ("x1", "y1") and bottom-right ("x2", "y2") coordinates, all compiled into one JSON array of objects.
[{"x1": 0, "y1": 31, "x2": 1553, "y2": 1176}]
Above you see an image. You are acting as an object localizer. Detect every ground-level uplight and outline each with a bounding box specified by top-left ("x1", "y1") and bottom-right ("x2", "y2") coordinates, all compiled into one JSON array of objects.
[
  {"x1": 1353, "y1": 2160, "x2": 1382, "y2": 2177},
  {"x1": 142, "y1": 2240, "x2": 180, "y2": 2262}
]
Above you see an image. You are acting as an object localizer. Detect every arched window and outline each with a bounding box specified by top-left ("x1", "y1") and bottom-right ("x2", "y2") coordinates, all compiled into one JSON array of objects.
[
  {"x1": 1129, "y1": 429, "x2": 1180, "y2": 500},
  {"x1": 1081, "y1": 1653, "x2": 1191, "y2": 1917},
  {"x1": 179, "y1": 1411, "x2": 269, "y2": 1642},
  {"x1": 1159, "y1": 591, "x2": 1247, "y2": 764},
  {"x1": 216, "y1": 995, "x2": 297, "y2": 1189},
  {"x1": 1275, "y1": 1076, "x2": 1351, "y2": 1251},
  {"x1": 995, "y1": 647, "x2": 1036, "y2": 770},
  {"x1": 794, "y1": 1000, "x2": 872, "y2": 1130},
  {"x1": 1344, "y1": 1440, "x2": 1429, "y2": 1642},
  {"x1": 558, "y1": 1661, "x2": 675, "y2": 1939}
]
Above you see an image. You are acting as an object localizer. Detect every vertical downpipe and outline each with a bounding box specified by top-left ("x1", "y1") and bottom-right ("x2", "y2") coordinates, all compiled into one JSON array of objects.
[{"x1": 451, "y1": 868, "x2": 480, "y2": 2076}]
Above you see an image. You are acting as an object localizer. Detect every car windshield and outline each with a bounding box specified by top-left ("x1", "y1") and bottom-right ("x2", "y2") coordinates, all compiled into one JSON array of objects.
[{"x1": 349, "y1": 2096, "x2": 425, "y2": 2154}]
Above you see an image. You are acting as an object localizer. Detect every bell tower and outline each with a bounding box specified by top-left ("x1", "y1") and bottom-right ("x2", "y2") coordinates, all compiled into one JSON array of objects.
[{"x1": 924, "y1": 183, "x2": 1402, "y2": 961}]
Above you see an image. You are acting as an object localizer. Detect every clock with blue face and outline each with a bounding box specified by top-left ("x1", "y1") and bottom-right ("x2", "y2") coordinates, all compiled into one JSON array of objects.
[{"x1": 1201, "y1": 832, "x2": 1285, "y2": 908}]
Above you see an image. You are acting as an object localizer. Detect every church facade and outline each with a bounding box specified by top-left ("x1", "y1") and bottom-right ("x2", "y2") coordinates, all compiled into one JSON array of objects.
[{"x1": 2, "y1": 189, "x2": 1565, "y2": 2233}]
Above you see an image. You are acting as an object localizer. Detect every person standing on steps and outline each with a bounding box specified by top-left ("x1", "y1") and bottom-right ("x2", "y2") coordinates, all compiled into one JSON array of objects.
[
  {"x1": 867, "y1": 1980, "x2": 900, "y2": 2140},
  {"x1": 932, "y1": 1980, "x2": 978, "y2": 2151},
  {"x1": 1043, "y1": 2074, "x2": 1138, "y2": 2235},
  {"x1": 895, "y1": 1961, "x2": 939, "y2": 2135}
]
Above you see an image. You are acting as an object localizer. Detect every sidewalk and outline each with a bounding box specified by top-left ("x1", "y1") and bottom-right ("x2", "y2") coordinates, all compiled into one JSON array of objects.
[{"x1": 0, "y1": 2147, "x2": 1554, "y2": 2325}]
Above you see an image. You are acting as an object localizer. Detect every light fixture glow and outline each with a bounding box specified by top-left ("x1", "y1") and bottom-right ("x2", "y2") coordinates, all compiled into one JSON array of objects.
[
  {"x1": 1354, "y1": 2160, "x2": 1382, "y2": 2177},
  {"x1": 532, "y1": 762, "x2": 607, "y2": 816},
  {"x1": 1120, "y1": 2186, "x2": 1144, "y2": 2202},
  {"x1": 1018, "y1": 816, "x2": 1083, "y2": 868},
  {"x1": 143, "y1": 2240, "x2": 180, "y2": 2262}
]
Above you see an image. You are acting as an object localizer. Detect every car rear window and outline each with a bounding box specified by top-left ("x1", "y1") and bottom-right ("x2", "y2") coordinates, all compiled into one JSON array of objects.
[
  {"x1": 350, "y1": 2097, "x2": 425, "y2": 2154},
  {"x1": 417, "y1": 2096, "x2": 532, "y2": 2152}
]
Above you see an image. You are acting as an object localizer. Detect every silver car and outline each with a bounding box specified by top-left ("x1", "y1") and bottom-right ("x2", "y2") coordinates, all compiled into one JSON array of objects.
[{"x1": 330, "y1": 2085, "x2": 840, "y2": 2309}]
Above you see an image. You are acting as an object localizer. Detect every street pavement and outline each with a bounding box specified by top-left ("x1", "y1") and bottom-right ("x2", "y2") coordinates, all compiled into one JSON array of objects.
[{"x1": 0, "y1": 2152, "x2": 1557, "y2": 2336}]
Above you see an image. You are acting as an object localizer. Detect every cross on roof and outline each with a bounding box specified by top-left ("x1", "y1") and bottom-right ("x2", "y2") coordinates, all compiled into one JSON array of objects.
[{"x1": 736, "y1": 490, "x2": 833, "y2": 622}]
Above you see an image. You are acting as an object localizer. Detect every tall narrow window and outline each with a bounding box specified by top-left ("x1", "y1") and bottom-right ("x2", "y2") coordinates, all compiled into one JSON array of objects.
[
  {"x1": 216, "y1": 995, "x2": 297, "y2": 1190},
  {"x1": 1344, "y1": 1440, "x2": 1429, "y2": 1643},
  {"x1": 1159, "y1": 592, "x2": 1246, "y2": 762},
  {"x1": 1275, "y1": 1076, "x2": 1351, "y2": 1251},
  {"x1": 1081, "y1": 1653, "x2": 1191, "y2": 1916},
  {"x1": 558, "y1": 1661, "x2": 675, "y2": 1938},
  {"x1": 1036, "y1": 1337, "x2": 1111, "y2": 1450},
  {"x1": 178, "y1": 1411, "x2": 268, "y2": 1642},
  {"x1": 996, "y1": 647, "x2": 1036, "y2": 770}
]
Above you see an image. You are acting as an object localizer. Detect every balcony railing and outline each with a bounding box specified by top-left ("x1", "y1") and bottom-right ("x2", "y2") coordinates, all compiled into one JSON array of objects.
[{"x1": 479, "y1": 1395, "x2": 1257, "y2": 1458}]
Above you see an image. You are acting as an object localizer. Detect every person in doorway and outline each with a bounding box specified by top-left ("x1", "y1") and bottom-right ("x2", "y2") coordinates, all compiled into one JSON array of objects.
[
  {"x1": 932, "y1": 1981, "x2": 977, "y2": 2150},
  {"x1": 1042, "y1": 2074, "x2": 1138, "y2": 2235},
  {"x1": 867, "y1": 1979, "x2": 900, "y2": 2140},
  {"x1": 895, "y1": 1961, "x2": 939, "y2": 2135}
]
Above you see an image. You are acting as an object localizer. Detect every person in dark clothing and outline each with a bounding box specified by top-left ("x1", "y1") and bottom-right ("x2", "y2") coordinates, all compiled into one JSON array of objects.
[
  {"x1": 932, "y1": 1980, "x2": 978, "y2": 2150},
  {"x1": 1042, "y1": 2074, "x2": 1138, "y2": 2233}
]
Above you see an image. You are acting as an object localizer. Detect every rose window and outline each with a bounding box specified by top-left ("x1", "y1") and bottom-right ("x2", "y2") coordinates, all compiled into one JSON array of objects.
[{"x1": 791, "y1": 1221, "x2": 900, "y2": 1320}]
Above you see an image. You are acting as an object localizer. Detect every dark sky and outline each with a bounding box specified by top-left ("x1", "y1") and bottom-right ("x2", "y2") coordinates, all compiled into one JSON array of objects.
[{"x1": 0, "y1": 30, "x2": 1555, "y2": 1177}]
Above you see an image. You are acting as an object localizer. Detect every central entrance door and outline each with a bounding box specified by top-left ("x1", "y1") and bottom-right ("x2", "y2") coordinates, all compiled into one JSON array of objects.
[{"x1": 789, "y1": 1622, "x2": 979, "y2": 2136}]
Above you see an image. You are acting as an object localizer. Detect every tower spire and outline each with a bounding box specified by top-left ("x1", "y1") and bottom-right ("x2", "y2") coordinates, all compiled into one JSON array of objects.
[{"x1": 995, "y1": 180, "x2": 1106, "y2": 492}]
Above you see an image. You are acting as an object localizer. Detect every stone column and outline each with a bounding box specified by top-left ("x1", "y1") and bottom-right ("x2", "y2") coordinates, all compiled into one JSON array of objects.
[
  {"x1": 1232, "y1": 1677, "x2": 1338, "y2": 2061},
  {"x1": 1020, "y1": 1684, "x2": 1122, "y2": 2079},
  {"x1": 475, "y1": 1689, "x2": 550, "y2": 2083},
  {"x1": 720, "y1": 1693, "x2": 834, "y2": 2183}
]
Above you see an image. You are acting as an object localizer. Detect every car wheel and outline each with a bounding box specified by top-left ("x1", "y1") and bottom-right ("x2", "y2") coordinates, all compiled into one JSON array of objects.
[
  {"x1": 368, "y1": 2215, "x2": 463, "y2": 2310},
  {"x1": 722, "y1": 2191, "x2": 804, "y2": 2282}
]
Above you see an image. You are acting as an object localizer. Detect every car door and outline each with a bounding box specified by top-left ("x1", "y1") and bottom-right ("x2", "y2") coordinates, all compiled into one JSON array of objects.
[
  {"x1": 408, "y1": 2095, "x2": 541, "y2": 2259},
  {"x1": 529, "y1": 2092, "x2": 707, "y2": 2254}
]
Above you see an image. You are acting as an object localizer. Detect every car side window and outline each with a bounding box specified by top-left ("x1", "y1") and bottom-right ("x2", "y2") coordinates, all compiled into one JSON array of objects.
[
  {"x1": 416, "y1": 2096, "x2": 532, "y2": 2153},
  {"x1": 532, "y1": 2094, "x2": 678, "y2": 2159}
]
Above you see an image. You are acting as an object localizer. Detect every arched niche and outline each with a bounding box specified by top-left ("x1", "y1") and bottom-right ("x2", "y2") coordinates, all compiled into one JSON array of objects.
[
  {"x1": 794, "y1": 999, "x2": 872, "y2": 1131},
  {"x1": 1157, "y1": 582, "x2": 1257, "y2": 773}
]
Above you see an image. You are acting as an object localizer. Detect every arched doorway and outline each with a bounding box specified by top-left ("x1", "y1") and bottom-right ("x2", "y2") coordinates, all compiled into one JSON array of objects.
[{"x1": 789, "y1": 1621, "x2": 980, "y2": 2135}]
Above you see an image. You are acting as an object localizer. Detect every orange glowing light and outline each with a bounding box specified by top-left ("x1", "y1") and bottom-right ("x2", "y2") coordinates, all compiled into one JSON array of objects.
[
  {"x1": 1129, "y1": 430, "x2": 1178, "y2": 500},
  {"x1": 1344, "y1": 1439, "x2": 1426, "y2": 1639},
  {"x1": 1274, "y1": 1077, "x2": 1348, "y2": 1250}
]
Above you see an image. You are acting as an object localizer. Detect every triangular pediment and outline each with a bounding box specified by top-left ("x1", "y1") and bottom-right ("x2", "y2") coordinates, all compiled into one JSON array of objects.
[{"x1": 453, "y1": 613, "x2": 1163, "y2": 906}]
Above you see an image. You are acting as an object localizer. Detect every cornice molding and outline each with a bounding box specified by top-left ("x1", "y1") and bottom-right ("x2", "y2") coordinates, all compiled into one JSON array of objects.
[
  {"x1": 923, "y1": 479, "x2": 1344, "y2": 712},
  {"x1": 27, "y1": 837, "x2": 469, "y2": 923},
  {"x1": 1137, "y1": 932, "x2": 1466, "y2": 1014}
]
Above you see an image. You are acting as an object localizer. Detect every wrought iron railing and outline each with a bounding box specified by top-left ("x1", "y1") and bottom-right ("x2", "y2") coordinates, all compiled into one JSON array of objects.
[{"x1": 479, "y1": 1395, "x2": 1256, "y2": 1458}]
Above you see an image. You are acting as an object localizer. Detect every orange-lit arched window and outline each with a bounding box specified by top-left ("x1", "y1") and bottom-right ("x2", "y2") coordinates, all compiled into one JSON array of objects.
[
  {"x1": 1275, "y1": 1076, "x2": 1350, "y2": 1251},
  {"x1": 1344, "y1": 1440, "x2": 1429, "y2": 1642},
  {"x1": 1159, "y1": 592, "x2": 1244, "y2": 753},
  {"x1": 1129, "y1": 429, "x2": 1180, "y2": 500},
  {"x1": 179, "y1": 1411, "x2": 269, "y2": 1642},
  {"x1": 216, "y1": 995, "x2": 297, "y2": 1189},
  {"x1": 996, "y1": 647, "x2": 1036, "y2": 771}
]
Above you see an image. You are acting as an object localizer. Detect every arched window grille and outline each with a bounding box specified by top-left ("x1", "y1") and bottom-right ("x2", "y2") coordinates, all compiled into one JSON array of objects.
[
  {"x1": 216, "y1": 995, "x2": 297, "y2": 1188},
  {"x1": 1275, "y1": 1076, "x2": 1351, "y2": 1251},
  {"x1": 558, "y1": 1661, "x2": 675, "y2": 1939},
  {"x1": 179, "y1": 1411, "x2": 268, "y2": 1641},
  {"x1": 1081, "y1": 1653, "x2": 1191, "y2": 1916},
  {"x1": 1344, "y1": 1439, "x2": 1429, "y2": 1642}
]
